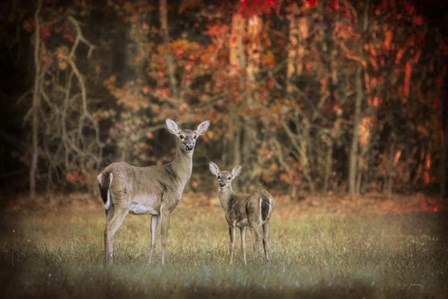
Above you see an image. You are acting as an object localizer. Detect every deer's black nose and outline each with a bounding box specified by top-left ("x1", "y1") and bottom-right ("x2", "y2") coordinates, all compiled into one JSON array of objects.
[
  {"x1": 219, "y1": 182, "x2": 226, "y2": 187},
  {"x1": 186, "y1": 144, "x2": 194, "y2": 151}
]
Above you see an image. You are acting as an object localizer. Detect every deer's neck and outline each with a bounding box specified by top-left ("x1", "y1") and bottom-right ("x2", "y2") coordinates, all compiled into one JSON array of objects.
[
  {"x1": 171, "y1": 144, "x2": 193, "y2": 183},
  {"x1": 218, "y1": 186, "x2": 234, "y2": 211}
]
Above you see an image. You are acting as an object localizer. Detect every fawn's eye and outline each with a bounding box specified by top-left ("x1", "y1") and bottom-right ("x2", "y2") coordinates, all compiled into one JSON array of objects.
[
  {"x1": 227, "y1": 176, "x2": 231, "y2": 180},
  {"x1": 217, "y1": 176, "x2": 221, "y2": 179},
  {"x1": 193, "y1": 134, "x2": 198, "y2": 139},
  {"x1": 180, "y1": 135, "x2": 185, "y2": 140}
]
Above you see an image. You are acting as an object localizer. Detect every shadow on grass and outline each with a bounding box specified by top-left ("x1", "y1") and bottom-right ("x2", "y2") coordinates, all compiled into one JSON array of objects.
[{"x1": 0, "y1": 246, "x2": 440, "y2": 299}]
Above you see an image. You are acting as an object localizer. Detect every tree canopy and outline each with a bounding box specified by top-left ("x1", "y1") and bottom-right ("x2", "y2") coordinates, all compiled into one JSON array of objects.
[{"x1": 0, "y1": 0, "x2": 447, "y2": 199}]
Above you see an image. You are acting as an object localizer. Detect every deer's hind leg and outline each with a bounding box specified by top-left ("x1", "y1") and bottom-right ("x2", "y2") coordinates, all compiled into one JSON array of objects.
[
  {"x1": 104, "y1": 206, "x2": 129, "y2": 265},
  {"x1": 148, "y1": 215, "x2": 159, "y2": 263}
]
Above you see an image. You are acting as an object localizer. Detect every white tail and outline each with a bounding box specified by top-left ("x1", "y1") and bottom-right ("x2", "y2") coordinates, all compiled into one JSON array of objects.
[{"x1": 105, "y1": 173, "x2": 112, "y2": 210}]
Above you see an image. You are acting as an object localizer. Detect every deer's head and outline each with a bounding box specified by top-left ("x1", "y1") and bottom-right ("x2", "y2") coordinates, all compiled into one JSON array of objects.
[
  {"x1": 166, "y1": 119, "x2": 210, "y2": 154},
  {"x1": 209, "y1": 162, "x2": 241, "y2": 190}
]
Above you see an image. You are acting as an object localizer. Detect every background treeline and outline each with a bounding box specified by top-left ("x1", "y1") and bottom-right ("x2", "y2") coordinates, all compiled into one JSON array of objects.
[{"x1": 0, "y1": 0, "x2": 447, "y2": 199}]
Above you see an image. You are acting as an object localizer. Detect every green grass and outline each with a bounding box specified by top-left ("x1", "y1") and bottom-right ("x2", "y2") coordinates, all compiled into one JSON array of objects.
[{"x1": 0, "y1": 196, "x2": 447, "y2": 298}]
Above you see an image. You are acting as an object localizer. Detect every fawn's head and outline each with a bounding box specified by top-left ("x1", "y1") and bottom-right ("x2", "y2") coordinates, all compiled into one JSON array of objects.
[
  {"x1": 209, "y1": 162, "x2": 242, "y2": 190},
  {"x1": 166, "y1": 119, "x2": 210, "y2": 154}
]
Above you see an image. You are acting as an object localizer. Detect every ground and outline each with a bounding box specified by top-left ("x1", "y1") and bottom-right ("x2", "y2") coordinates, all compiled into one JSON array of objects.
[{"x1": 0, "y1": 192, "x2": 447, "y2": 298}]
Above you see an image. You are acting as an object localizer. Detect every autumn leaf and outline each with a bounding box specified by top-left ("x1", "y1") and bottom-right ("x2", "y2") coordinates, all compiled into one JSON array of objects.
[
  {"x1": 145, "y1": 131, "x2": 154, "y2": 139},
  {"x1": 179, "y1": 102, "x2": 189, "y2": 112},
  {"x1": 306, "y1": 0, "x2": 317, "y2": 9},
  {"x1": 403, "y1": 62, "x2": 412, "y2": 97},
  {"x1": 40, "y1": 25, "x2": 51, "y2": 42},
  {"x1": 413, "y1": 16, "x2": 423, "y2": 26},
  {"x1": 58, "y1": 61, "x2": 67, "y2": 70},
  {"x1": 404, "y1": 3, "x2": 415, "y2": 15},
  {"x1": 384, "y1": 30, "x2": 392, "y2": 50},
  {"x1": 206, "y1": 24, "x2": 229, "y2": 37},
  {"x1": 142, "y1": 86, "x2": 151, "y2": 94}
]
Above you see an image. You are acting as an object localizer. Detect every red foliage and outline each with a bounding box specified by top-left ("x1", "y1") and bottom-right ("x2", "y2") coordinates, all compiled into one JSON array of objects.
[
  {"x1": 206, "y1": 24, "x2": 229, "y2": 37},
  {"x1": 306, "y1": 0, "x2": 317, "y2": 9},
  {"x1": 329, "y1": 0, "x2": 339, "y2": 10},
  {"x1": 40, "y1": 25, "x2": 51, "y2": 42},
  {"x1": 239, "y1": 0, "x2": 279, "y2": 17},
  {"x1": 383, "y1": 195, "x2": 448, "y2": 215},
  {"x1": 403, "y1": 62, "x2": 412, "y2": 97},
  {"x1": 404, "y1": 2, "x2": 415, "y2": 15},
  {"x1": 63, "y1": 32, "x2": 75, "y2": 44},
  {"x1": 413, "y1": 16, "x2": 423, "y2": 26},
  {"x1": 65, "y1": 171, "x2": 89, "y2": 186}
]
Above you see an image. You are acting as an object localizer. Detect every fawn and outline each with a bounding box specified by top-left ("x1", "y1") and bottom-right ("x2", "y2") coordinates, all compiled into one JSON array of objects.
[
  {"x1": 209, "y1": 162, "x2": 273, "y2": 264},
  {"x1": 97, "y1": 119, "x2": 210, "y2": 264}
]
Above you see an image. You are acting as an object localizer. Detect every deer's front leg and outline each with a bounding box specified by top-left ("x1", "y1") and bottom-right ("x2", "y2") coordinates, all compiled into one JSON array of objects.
[
  {"x1": 229, "y1": 225, "x2": 236, "y2": 265},
  {"x1": 160, "y1": 209, "x2": 171, "y2": 264},
  {"x1": 240, "y1": 226, "x2": 247, "y2": 265},
  {"x1": 148, "y1": 215, "x2": 159, "y2": 263}
]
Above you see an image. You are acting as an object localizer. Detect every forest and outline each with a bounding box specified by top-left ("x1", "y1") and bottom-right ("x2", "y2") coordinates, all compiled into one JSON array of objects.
[
  {"x1": 0, "y1": 0, "x2": 447, "y2": 200},
  {"x1": 1, "y1": 1, "x2": 448, "y2": 298}
]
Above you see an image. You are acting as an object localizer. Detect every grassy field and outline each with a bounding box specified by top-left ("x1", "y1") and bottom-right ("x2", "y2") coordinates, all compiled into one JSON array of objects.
[{"x1": 0, "y1": 193, "x2": 447, "y2": 298}]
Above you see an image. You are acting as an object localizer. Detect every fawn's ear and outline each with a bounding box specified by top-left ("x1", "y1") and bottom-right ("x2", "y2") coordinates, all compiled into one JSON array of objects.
[
  {"x1": 166, "y1": 118, "x2": 180, "y2": 135},
  {"x1": 231, "y1": 166, "x2": 242, "y2": 178},
  {"x1": 209, "y1": 162, "x2": 220, "y2": 176},
  {"x1": 195, "y1": 120, "x2": 210, "y2": 135}
]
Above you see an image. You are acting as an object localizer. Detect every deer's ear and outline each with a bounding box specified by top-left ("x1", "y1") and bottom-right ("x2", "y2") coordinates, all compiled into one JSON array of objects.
[
  {"x1": 195, "y1": 120, "x2": 210, "y2": 135},
  {"x1": 209, "y1": 162, "x2": 220, "y2": 176},
  {"x1": 231, "y1": 166, "x2": 242, "y2": 178},
  {"x1": 166, "y1": 118, "x2": 180, "y2": 135}
]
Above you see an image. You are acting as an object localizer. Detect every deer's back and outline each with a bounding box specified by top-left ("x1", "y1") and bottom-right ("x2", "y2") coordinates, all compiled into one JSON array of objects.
[{"x1": 102, "y1": 162, "x2": 164, "y2": 206}]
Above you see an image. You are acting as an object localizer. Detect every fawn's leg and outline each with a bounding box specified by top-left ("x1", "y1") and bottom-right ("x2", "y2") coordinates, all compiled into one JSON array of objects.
[
  {"x1": 240, "y1": 226, "x2": 247, "y2": 265},
  {"x1": 250, "y1": 226, "x2": 260, "y2": 255},
  {"x1": 229, "y1": 226, "x2": 236, "y2": 265},
  {"x1": 262, "y1": 223, "x2": 270, "y2": 261}
]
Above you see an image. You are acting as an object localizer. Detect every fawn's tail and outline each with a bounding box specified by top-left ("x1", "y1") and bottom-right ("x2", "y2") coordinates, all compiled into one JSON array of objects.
[{"x1": 259, "y1": 190, "x2": 274, "y2": 225}]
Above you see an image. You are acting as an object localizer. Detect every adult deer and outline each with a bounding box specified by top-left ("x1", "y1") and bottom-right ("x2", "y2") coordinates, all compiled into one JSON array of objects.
[
  {"x1": 97, "y1": 119, "x2": 210, "y2": 264},
  {"x1": 209, "y1": 162, "x2": 274, "y2": 265}
]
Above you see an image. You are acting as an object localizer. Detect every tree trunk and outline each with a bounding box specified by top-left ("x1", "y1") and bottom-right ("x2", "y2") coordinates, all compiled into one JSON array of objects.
[
  {"x1": 348, "y1": 1, "x2": 369, "y2": 197},
  {"x1": 440, "y1": 67, "x2": 448, "y2": 198},
  {"x1": 323, "y1": 138, "x2": 333, "y2": 195},
  {"x1": 241, "y1": 119, "x2": 258, "y2": 192},
  {"x1": 348, "y1": 65, "x2": 363, "y2": 197},
  {"x1": 300, "y1": 119, "x2": 315, "y2": 195},
  {"x1": 159, "y1": 0, "x2": 178, "y2": 98},
  {"x1": 229, "y1": 13, "x2": 245, "y2": 77},
  {"x1": 30, "y1": 0, "x2": 42, "y2": 199}
]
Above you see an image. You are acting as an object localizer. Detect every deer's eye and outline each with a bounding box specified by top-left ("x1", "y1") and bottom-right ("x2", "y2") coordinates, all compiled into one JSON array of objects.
[
  {"x1": 193, "y1": 135, "x2": 198, "y2": 140},
  {"x1": 227, "y1": 176, "x2": 231, "y2": 180},
  {"x1": 217, "y1": 176, "x2": 221, "y2": 179},
  {"x1": 180, "y1": 135, "x2": 185, "y2": 140}
]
